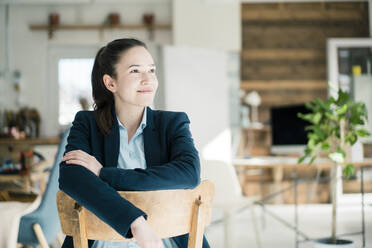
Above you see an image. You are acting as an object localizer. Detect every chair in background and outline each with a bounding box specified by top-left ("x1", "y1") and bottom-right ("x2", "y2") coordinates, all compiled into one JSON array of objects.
[
  {"x1": 17, "y1": 129, "x2": 70, "y2": 248},
  {"x1": 57, "y1": 180, "x2": 214, "y2": 248},
  {"x1": 202, "y1": 159, "x2": 261, "y2": 248}
]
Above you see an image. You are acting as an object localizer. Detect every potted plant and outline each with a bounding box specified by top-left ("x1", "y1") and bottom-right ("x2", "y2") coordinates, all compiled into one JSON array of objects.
[{"x1": 297, "y1": 88, "x2": 370, "y2": 247}]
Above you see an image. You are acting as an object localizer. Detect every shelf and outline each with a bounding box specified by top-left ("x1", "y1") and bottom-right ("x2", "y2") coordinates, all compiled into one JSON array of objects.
[
  {"x1": 29, "y1": 24, "x2": 172, "y2": 31},
  {"x1": 29, "y1": 24, "x2": 172, "y2": 39}
]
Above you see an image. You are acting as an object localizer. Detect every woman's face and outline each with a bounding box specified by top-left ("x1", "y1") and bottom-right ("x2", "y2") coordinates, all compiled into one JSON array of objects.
[{"x1": 106, "y1": 46, "x2": 158, "y2": 108}]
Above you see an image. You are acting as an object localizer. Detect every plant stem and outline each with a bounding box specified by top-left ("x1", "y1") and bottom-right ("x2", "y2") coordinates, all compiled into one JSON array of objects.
[
  {"x1": 331, "y1": 163, "x2": 338, "y2": 244},
  {"x1": 331, "y1": 119, "x2": 345, "y2": 243}
]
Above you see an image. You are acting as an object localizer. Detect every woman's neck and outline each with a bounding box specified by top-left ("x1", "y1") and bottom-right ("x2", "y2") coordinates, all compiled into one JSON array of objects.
[{"x1": 115, "y1": 102, "x2": 145, "y2": 136}]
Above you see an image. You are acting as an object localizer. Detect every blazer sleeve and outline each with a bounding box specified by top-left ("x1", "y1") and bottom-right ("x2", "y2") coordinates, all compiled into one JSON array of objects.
[
  {"x1": 58, "y1": 111, "x2": 146, "y2": 239},
  {"x1": 99, "y1": 112, "x2": 201, "y2": 191}
]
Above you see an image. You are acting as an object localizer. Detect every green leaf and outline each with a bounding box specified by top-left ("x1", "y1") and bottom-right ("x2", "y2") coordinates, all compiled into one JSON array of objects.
[
  {"x1": 298, "y1": 156, "x2": 306, "y2": 164},
  {"x1": 336, "y1": 104, "x2": 347, "y2": 115},
  {"x1": 298, "y1": 113, "x2": 313, "y2": 122},
  {"x1": 313, "y1": 112, "x2": 322, "y2": 124},
  {"x1": 336, "y1": 89, "x2": 350, "y2": 106},
  {"x1": 321, "y1": 142, "x2": 330, "y2": 151},
  {"x1": 308, "y1": 138, "x2": 315, "y2": 149},
  {"x1": 315, "y1": 98, "x2": 329, "y2": 111},
  {"x1": 343, "y1": 164, "x2": 355, "y2": 179},
  {"x1": 309, "y1": 155, "x2": 316, "y2": 164},
  {"x1": 337, "y1": 147, "x2": 346, "y2": 158},
  {"x1": 356, "y1": 129, "x2": 371, "y2": 137}
]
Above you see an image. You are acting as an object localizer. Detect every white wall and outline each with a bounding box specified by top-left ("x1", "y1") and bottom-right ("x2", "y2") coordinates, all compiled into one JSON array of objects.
[
  {"x1": 173, "y1": 0, "x2": 241, "y2": 52},
  {"x1": 0, "y1": 2, "x2": 172, "y2": 136},
  {"x1": 161, "y1": 45, "x2": 232, "y2": 160}
]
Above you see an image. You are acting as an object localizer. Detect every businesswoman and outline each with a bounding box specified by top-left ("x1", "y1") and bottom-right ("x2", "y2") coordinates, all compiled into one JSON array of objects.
[{"x1": 58, "y1": 38, "x2": 209, "y2": 248}]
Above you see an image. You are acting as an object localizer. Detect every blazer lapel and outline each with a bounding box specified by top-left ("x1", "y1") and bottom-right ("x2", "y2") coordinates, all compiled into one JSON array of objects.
[
  {"x1": 103, "y1": 107, "x2": 120, "y2": 168},
  {"x1": 143, "y1": 107, "x2": 160, "y2": 167}
]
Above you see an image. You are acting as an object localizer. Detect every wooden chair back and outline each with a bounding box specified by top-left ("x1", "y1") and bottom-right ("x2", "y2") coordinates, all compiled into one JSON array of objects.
[{"x1": 57, "y1": 180, "x2": 214, "y2": 248}]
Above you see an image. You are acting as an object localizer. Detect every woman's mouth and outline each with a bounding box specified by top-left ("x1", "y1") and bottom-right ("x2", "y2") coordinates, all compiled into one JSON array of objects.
[{"x1": 137, "y1": 90, "x2": 153, "y2": 93}]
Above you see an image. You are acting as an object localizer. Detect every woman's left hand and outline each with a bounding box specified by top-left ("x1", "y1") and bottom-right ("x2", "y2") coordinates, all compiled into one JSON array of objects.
[{"x1": 62, "y1": 150, "x2": 103, "y2": 176}]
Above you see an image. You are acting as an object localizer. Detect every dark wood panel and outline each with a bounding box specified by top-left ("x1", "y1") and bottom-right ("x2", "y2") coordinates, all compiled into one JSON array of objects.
[
  {"x1": 242, "y1": 59, "x2": 326, "y2": 67},
  {"x1": 242, "y1": 8, "x2": 367, "y2": 21},
  {"x1": 240, "y1": 1, "x2": 369, "y2": 125},
  {"x1": 258, "y1": 89, "x2": 327, "y2": 106},
  {"x1": 242, "y1": 49, "x2": 325, "y2": 61},
  {"x1": 242, "y1": 2, "x2": 367, "y2": 11},
  {"x1": 242, "y1": 19, "x2": 368, "y2": 28},
  {"x1": 241, "y1": 63, "x2": 326, "y2": 81},
  {"x1": 241, "y1": 80, "x2": 327, "y2": 90},
  {"x1": 243, "y1": 26, "x2": 367, "y2": 39}
]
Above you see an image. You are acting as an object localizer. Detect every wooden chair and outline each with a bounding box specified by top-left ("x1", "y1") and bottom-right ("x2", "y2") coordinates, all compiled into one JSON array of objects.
[{"x1": 57, "y1": 180, "x2": 214, "y2": 248}]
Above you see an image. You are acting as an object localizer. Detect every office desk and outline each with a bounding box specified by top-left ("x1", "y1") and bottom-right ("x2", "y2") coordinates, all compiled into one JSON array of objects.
[{"x1": 233, "y1": 157, "x2": 372, "y2": 201}]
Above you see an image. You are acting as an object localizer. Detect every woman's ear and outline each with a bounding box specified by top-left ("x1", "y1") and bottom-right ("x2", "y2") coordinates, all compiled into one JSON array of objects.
[{"x1": 103, "y1": 74, "x2": 116, "y2": 93}]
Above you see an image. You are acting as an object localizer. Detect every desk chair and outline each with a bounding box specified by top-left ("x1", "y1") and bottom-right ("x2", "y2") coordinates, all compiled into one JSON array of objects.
[
  {"x1": 57, "y1": 180, "x2": 214, "y2": 248},
  {"x1": 202, "y1": 159, "x2": 261, "y2": 248},
  {"x1": 17, "y1": 129, "x2": 70, "y2": 248}
]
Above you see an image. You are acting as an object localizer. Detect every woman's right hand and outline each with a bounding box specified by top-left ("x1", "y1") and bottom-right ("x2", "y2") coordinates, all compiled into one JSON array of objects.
[{"x1": 130, "y1": 216, "x2": 164, "y2": 248}]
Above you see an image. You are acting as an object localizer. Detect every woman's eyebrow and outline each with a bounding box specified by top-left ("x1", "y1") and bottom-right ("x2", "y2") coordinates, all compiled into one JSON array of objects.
[
  {"x1": 128, "y1": 64, "x2": 155, "y2": 68},
  {"x1": 128, "y1": 64, "x2": 140, "y2": 69}
]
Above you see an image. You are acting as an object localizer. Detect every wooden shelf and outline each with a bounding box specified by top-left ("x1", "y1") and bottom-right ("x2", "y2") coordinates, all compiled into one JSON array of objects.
[
  {"x1": 29, "y1": 24, "x2": 172, "y2": 31},
  {"x1": 29, "y1": 24, "x2": 172, "y2": 39}
]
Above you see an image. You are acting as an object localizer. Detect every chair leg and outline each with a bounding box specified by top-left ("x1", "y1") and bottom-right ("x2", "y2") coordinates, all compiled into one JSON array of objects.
[
  {"x1": 32, "y1": 223, "x2": 49, "y2": 248},
  {"x1": 72, "y1": 205, "x2": 89, "y2": 248},
  {"x1": 187, "y1": 198, "x2": 205, "y2": 248},
  {"x1": 249, "y1": 205, "x2": 262, "y2": 248}
]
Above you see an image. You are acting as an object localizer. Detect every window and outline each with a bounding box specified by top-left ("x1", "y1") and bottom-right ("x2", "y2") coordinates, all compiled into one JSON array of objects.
[{"x1": 58, "y1": 58, "x2": 94, "y2": 125}]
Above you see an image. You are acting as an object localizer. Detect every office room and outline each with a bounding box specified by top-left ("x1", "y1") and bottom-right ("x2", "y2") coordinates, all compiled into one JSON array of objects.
[{"x1": 0, "y1": 0, "x2": 371, "y2": 247}]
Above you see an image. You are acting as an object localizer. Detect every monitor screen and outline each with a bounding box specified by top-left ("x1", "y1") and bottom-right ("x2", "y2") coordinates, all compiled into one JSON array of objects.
[{"x1": 270, "y1": 104, "x2": 311, "y2": 146}]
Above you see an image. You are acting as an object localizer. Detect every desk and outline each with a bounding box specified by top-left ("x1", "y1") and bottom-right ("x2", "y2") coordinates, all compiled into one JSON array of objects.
[
  {"x1": 234, "y1": 157, "x2": 372, "y2": 201},
  {"x1": 0, "y1": 137, "x2": 60, "y2": 201},
  {"x1": 233, "y1": 156, "x2": 372, "y2": 248},
  {"x1": 0, "y1": 137, "x2": 60, "y2": 149}
]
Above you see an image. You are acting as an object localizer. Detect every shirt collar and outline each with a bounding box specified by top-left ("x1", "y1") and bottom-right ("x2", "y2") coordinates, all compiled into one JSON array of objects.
[{"x1": 117, "y1": 108, "x2": 147, "y2": 132}]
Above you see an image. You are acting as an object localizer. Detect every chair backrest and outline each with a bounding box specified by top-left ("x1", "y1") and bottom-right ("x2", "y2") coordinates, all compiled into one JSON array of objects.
[
  {"x1": 201, "y1": 160, "x2": 243, "y2": 205},
  {"x1": 18, "y1": 128, "x2": 70, "y2": 245},
  {"x1": 57, "y1": 180, "x2": 214, "y2": 248}
]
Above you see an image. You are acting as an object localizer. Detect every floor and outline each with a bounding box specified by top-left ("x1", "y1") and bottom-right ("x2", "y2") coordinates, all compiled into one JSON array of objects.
[{"x1": 205, "y1": 200, "x2": 372, "y2": 248}]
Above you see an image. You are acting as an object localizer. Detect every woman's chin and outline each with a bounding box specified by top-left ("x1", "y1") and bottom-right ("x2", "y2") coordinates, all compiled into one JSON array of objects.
[{"x1": 137, "y1": 100, "x2": 154, "y2": 107}]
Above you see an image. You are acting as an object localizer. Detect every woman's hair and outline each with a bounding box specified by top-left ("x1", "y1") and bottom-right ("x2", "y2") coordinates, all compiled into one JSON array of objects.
[{"x1": 91, "y1": 38, "x2": 147, "y2": 136}]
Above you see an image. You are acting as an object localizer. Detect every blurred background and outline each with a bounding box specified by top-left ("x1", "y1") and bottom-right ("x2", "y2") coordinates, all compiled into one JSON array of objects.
[{"x1": 0, "y1": 0, "x2": 371, "y2": 247}]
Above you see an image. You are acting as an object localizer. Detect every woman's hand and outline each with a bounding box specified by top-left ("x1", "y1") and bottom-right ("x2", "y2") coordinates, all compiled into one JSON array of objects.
[
  {"x1": 62, "y1": 150, "x2": 103, "y2": 176},
  {"x1": 131, "y1": 216, "x2": 164, "y2": 248}
]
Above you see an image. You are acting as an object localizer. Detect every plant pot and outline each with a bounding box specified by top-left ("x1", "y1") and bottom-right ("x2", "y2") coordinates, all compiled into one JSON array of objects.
[{"x1": 313, "y1": 238, "x2": 354, "y2": 248}]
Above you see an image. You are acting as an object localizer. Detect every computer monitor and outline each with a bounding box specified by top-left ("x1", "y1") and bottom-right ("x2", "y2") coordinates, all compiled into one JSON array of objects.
[{"x1": 270, "y1": 104, "x2": 311, "y2": 155}]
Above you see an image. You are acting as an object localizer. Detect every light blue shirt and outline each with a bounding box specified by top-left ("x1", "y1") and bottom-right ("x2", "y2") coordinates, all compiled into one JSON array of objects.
[{"x1": 92, "y1": 108, "x2": 178, "y2": 248}]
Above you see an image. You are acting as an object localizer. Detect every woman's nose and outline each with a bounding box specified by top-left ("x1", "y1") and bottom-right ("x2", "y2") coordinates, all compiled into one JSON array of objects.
[{"x1": 140, "y1": 72, "x2": 152, "y2": 84}]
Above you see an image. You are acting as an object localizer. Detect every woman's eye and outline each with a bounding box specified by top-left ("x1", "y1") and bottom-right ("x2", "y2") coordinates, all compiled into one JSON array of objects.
[
  {"x1": 130, "y1": 69, "x2": 139, "y2": 73},
  {"x1": 149, "y1": 68, "x2": 156, "y2": 73}
]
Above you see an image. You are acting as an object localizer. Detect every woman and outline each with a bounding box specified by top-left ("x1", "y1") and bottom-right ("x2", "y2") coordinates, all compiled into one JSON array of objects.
[{"x1": 59, "y1": 38, "x2": 210, "y2": 248}]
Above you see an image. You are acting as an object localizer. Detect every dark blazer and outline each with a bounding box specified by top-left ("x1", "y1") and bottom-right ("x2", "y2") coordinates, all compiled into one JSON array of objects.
[{"x1": 59, "y1": 107, "x2": 210, "y2": 248}]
